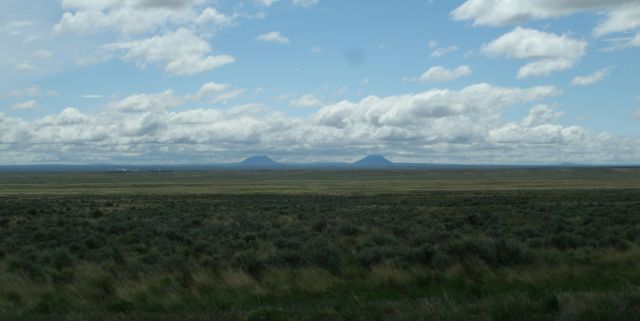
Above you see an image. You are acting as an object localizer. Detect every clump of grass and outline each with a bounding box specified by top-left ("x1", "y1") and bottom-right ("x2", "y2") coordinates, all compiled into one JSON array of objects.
[
  {"x1": 369, "y1": 264, "x2": 413, "y2": 287},
  {"x1": 218, "y1": 270, "x2": 261, "y2": 293},
  {"x1": 244, "y1": 306, "x2": 287, "y2": 321}
]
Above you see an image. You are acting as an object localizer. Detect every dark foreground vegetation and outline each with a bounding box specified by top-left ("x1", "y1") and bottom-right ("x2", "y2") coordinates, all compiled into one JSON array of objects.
[{"x1": 0, "y1": 169, "x2": 640, "y2": 320}]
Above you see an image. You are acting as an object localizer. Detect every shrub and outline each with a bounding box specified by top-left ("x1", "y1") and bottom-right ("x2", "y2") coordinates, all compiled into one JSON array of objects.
[
  {"x1": 311, "y1": 220, "x2": 327, "y2": 232},
  {"x1": 444, "y1": 238, "x2": 529, "y2": 267},
  {"x1": 264, "y1": 250, "x2": 305, "y2": 268},
  {"x1": 543, "y1": 294, "x2": 560, "y2": 312},
  {"x1": 302, "y1": 238, "x2": 341, "y2": 272},
  {"x1": 107, "y1": 298, "x2": 135, "y2": 313},
  {"x1": 90, "y1": 274, "x2": 115, "y2": 299},
  {"x1": 32, "y1": 292, "x2": 69, "y2": 313},
  {"x1": 445, "y1": 238, "x2": 494, "y2": 264},
  {"x1": 514, "y1": 226, "x2": 540, "y2": 240},
  {"x1": 412, "y1": 244, "x2": 435, "y2": 265},
  {"x1": 232, "y1": 251, "x2": 264, "y2": 274},
  {"x1": 52, "y1": 248, "x2": 74, "y2": 270},
  {"x1": 2, "y1": 291, "x2": 24, "y2": 307},
  {"x1": 338, "y1": 223, "x2": 360, "y2": 236},
  {"x1": 52, "y1": 268, "x2": 75, "y2": 286},
  {"x1": 492, "y1": 239, "x2": 531, "y2": 267},
  {"x1": 356, "y1": 246, "x2": 392, "y2": 268},
  {"x1": 8, "y1": 256, "x2": 45, "y2": 279},
  {"x1": 431, "y1": 252, "x2": 453, "y2": 270},
  {"x1": 526, "y1": 237, "x2": 545, "y2": 248},
  {"x1": 601, "y1": 235, "x2": 630, "y2": 250},
  {"x1": 550, "y1": 232, "x2": 583, "y2": 250},
  {"x1": 85, "y1": 234, "x2": 107, "y2": 250},
  {"x1": 365, "y1": 232, "x2": 397, "y2": 247},
  {"x1": 90, "y1": 209, "x2": 104, "y2": 218}
]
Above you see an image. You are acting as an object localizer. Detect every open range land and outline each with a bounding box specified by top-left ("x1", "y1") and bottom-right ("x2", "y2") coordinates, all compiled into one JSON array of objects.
[{"x1": 1, "y1": 168, "x2": 640, "y2": 320}]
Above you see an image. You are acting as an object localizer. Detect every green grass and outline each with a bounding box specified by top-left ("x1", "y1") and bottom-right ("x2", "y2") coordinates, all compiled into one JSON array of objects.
[{"x1": 0, "y1": 169, "x2": 639, "y2": 320}]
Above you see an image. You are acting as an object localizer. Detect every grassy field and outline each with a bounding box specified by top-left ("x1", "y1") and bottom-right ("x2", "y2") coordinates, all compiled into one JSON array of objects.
[
  {"x1": 1, "y1": 167, "x2": 640, "y2": 194},
  {"x1": 0, "y1": 169, "x2": 639, "y2": 320}
]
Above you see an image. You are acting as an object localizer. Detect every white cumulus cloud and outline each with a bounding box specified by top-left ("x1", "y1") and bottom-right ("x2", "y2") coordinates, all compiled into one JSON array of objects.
[
  {"x1": 482, "y1": 27, "x2": 587, "y2": 79},
  {"x1": 522, "y1": 105, "x2": 563, "y2": 127},
  {"x1": 452, "y1": 1, "x2": 640, "y2": 49},
  {"x1": 256, "y1": 0, "x2": 280, "y2": 7},
  {"x1": 8, "y1": 101, "x2": 38, "y2": 111},
  {"x1": 105, "y1": 90, "x2": 183, "y2": 113},
  {"x1": 2, "y1": 82, "x2": 638, "y2": 165},
  {"x1": 4, "y1": 86, "x2": 59, "y2": 99},
  {"x1": 32, "y1": 49, "x2": 54, "y2": 60},
  {"x1": 292, "y1": 0, "x2": 319, "y2": 7},
  {"x1": 429, "y1": 41, "x2": 459, "y2": 58},
  {"x1": 256, "y1": 31, "x2": 290, "y2": 44},
  {"x1": 103, "y1": 28, "x2": 235, "y2": 76},
  {"x1": 452, "y1": 0, "x2": 636, "y2": 28},
  {"x1": 419, "y1": 65, "x2": 471, "y2": 82},
  {"x1": 191, "y1": 82, "x2": 231, "y2": 100},
  {"x1": 15, "y1": 63, "x2": 36, "y2": 72},
  {"x1": 571, "y1": 68, "x2": 611, "y2": 86},
  {"x1": 290, "y1": 94, "x2": 323, "y2": 108},
  {"x1": 53, "y1": 0, "x2": 205, "y2": 35},
  {"x1": 196, "y1": 7, "x2": 234, "y2": 26},
  {"x1": 592, "y1": 3, "x2": 640, "y2": 37}
]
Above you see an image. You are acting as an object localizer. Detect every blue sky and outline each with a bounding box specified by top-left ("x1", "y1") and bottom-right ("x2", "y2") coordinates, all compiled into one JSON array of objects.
[{"x1": 0, "y1": 0, "x2": 639, "y2": 164}]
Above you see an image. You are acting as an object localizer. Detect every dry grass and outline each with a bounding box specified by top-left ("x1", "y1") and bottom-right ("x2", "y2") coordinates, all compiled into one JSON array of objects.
[{"x1": 1, "y1": 168, "x2": 640, "y2": 195}]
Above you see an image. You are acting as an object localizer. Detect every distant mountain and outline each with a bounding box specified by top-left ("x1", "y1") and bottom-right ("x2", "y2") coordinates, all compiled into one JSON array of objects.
[
  {"x1": 0, "y1": 155, "x2": 618, "y2": 173},
  {"x1": 352, "y1": 155, "x2": 394, "y2": 167},
  {"x1": 241, "y1": 155, "x2": 279, "y2": 167}
]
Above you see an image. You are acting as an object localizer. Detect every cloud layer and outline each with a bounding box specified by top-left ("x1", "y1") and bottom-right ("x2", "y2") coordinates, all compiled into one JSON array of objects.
[{"x1": 2, "y1": 82, "x2": 636, "y2": 164}]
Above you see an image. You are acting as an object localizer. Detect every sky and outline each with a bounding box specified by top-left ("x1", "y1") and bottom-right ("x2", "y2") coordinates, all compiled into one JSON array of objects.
[{"x1": 0, "y1": 0, "x2": 639, "y2": 165}]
